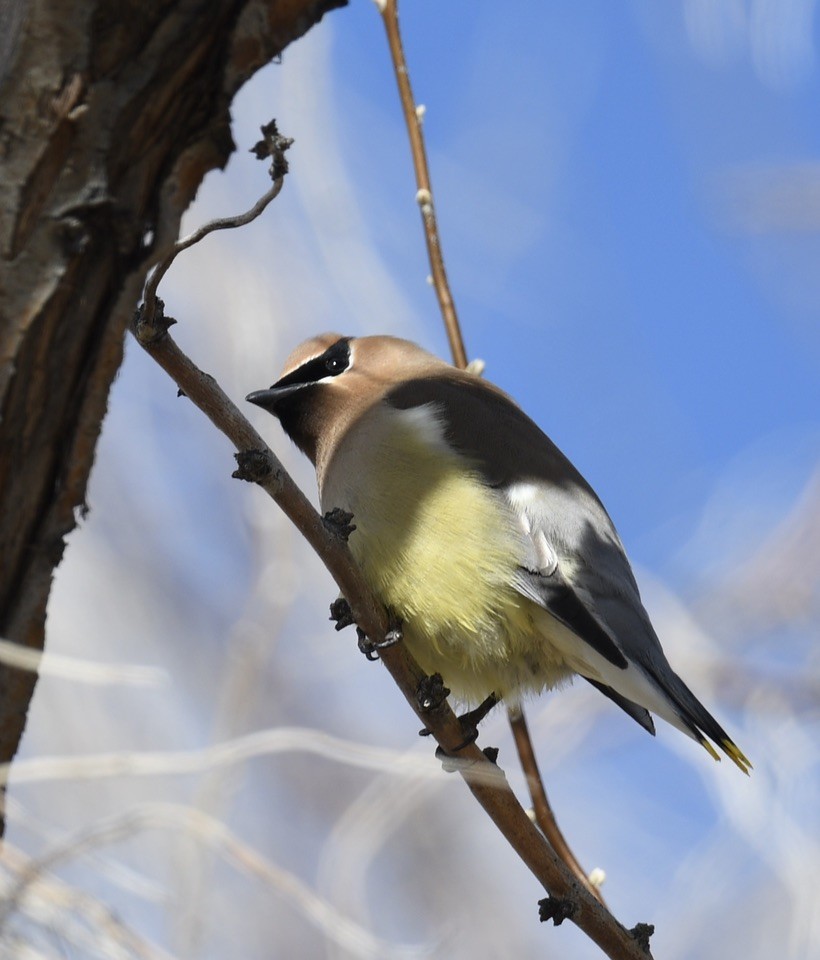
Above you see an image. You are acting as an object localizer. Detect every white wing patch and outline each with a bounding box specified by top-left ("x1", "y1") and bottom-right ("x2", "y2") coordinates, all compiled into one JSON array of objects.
[{"x1": 505, "y1": 482, "x2": 559, "y2": 576}]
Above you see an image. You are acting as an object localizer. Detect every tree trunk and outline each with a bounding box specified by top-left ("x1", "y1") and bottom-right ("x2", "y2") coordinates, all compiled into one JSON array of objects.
[{"x1": 0, "y1": 0, "x2": 346, "y2": 823}]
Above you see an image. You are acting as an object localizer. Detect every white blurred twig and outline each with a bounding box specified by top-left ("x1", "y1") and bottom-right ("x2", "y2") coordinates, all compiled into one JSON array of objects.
[
  {"x1": 1, "y1": 804, "x2": 432, "y2": 960},
  {"x1": 0, "y1": 638, "x2": 166, "y2": 687}
]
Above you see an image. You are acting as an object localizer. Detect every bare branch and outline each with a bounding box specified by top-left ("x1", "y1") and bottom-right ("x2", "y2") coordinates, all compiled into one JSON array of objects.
[
  {"x1": 375, "y1": 0, "x2": 611, "y2": 929},
  {"x1": 376, "y1": 0, "x2": 467, "y2": 369},
  {"x1": 130, "y1": 312, "x2": 654, "y2": 958},
  {"x1": 509, "y1": 707, "x2": 606, "y2": 905},
  {"x1": 0, "y1": 806, "x2": 427, "y2": 960},
  {"x1": 127, "y1": 83, "x2": 653, "y2": 959},
  {"x1": 139, "y1": 121, "x2": 293, "y2": 336},
  {"x1": 372, "y1": 3, "x2": 641, "y2": 951}
]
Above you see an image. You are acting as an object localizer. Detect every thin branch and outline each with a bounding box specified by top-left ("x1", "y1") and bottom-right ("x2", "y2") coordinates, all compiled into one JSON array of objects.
[
  {"x1": 0, "y1": 806, "x2": 427, "y2": 960},
  {"x1": 0, "y1": 638, "x2": 166, "y2": 687},
  {"x1": 509, "y1": 707, "x2": 606, "y2": 905},
  {"x1": 376, "y1": 0, "x2": 607, "y2": 926},
  {"x1": 139, "y1": 120, "x2": 293, "y2": 335},
  {"x1": 2, "y1": 727, "x2": 442, "y2": 786},
  {"x1": 376, "y1": 0, "x2": 467, "y2": 369}
]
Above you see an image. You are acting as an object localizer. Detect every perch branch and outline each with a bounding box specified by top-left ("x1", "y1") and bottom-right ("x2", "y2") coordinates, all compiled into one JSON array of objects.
[
  {"x1": 377, "y1": 0, "x2": 605, "y2": 912},
  {"x1": 130, "y1": 114, "x2": 653, "y2": 956},
  {"x1": 130, "y1": 315, "x2": 652, "y2": 958}
]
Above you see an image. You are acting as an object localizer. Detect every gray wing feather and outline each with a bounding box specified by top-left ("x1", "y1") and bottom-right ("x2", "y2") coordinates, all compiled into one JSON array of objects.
[
  {"x1": 386, "y1": 375, "x2": 667, "y2": 671},
  {"x1": 388, "y1": 375, "x2": 744, "y2": 756}
]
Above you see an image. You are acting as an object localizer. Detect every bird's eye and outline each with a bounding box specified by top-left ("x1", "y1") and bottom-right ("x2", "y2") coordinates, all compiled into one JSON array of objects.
[{"x1": 318, "y1": 339, "x2": 351, "y2": 378}]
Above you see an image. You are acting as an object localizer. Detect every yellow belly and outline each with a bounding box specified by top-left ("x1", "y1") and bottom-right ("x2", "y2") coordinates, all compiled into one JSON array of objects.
[{"x1": 322, "y1": 413, "x2": 576, "y2": 703}]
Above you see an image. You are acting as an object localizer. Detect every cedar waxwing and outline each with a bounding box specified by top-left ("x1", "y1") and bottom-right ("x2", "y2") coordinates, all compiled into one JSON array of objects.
[{"x1": 247, "y1": 334, "x2": 750, "y2": 772}]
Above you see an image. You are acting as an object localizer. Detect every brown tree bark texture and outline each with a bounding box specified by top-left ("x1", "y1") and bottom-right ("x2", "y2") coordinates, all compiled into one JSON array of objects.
[{"x1": 0, "y1": 0, "x2": 346, "y2": 817}]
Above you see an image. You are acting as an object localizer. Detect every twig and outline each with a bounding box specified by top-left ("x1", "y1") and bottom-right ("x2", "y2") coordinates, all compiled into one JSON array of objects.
[
  {"x1": 376, "y1": 0, "x2": 467, "y2": 369},
  {"x1": 139, "y1": 120, "x2": 293, "y2": 336},
  {"x1": 509, "y1": 707, "x2": 606, "y2": 905},
  {"x1": 0, "y1": 807, "x2": 426, "y2": 960},
  {"x1": 376, "y1": 0, "x2": 607, "y2": 923}
]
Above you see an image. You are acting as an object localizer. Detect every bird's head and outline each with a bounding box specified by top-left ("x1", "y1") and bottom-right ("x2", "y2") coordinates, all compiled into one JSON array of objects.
[{"x1": 246, "y1": 333, "x2": 449, "y2": 466}]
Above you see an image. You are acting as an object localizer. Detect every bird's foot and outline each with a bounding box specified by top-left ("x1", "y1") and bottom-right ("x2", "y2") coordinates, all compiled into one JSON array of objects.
[
  {"x1": 356, "y1": 619, "x2": 402, "y2": 662},
  {"x1": 439, "y1": 692, "x2": 500, "y2": 750},
  {"x1": 457, "y1": 693, "x2": 500, "y2": 741},
  {"x1": 329, "y1": 598, "x2": 402, "y2": 660},
  {"x1": 420, "y1": 690, "x2": 500, "y2": 762}
]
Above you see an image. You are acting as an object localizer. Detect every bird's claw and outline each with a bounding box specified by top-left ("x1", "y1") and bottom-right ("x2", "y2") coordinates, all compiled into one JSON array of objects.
[{"x1": 356, "y1": 619, "x2": 403, "y2": 661}]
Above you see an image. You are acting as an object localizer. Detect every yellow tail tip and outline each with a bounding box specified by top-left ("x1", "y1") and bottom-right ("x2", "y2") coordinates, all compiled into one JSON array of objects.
[
  {"x1": 700, "y1": 737, "x2": 752, "y2": 774},
  {"x1": 722, "y1": 739, "x2": 753, "y2": 775}
]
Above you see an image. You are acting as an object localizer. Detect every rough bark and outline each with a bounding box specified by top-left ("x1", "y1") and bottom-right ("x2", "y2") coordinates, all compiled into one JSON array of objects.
[{"x1": 0, "y1": 0, "x2": 346, "y2": 823}]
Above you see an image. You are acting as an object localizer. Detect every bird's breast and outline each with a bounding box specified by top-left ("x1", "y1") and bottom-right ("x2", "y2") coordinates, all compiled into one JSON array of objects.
[{"x1": 319, "y1": 405, "x2": 550, "y2": 698}]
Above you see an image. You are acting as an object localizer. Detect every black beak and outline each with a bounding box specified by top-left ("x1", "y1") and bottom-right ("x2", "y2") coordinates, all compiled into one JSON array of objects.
[{"x1": 245, "y1": 381, "x2": 306, "y2": 414}]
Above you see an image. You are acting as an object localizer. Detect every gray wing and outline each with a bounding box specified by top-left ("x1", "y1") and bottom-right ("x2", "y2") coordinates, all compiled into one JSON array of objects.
[
  {"x1": 386, "y1": 375, "x2": 744, "y2": 756},
  {"x1": 385, "y1": 374, "x2": 657, "y2": 659},
  {"x1": 386, "y1": 374, "x2": 666, "y2": 727},
  {"x1": 386, "y1": 375, "x2": 749, "y2": 764}
]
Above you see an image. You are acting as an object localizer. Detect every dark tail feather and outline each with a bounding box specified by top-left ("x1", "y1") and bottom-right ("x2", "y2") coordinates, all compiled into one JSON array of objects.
[{"x1": 584, "y1": 677, "x2": 656, "y2": 736}]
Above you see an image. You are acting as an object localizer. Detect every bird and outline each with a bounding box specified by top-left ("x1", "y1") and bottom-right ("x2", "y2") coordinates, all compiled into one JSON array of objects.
[{"x1": 246, "y1": 333, "x2": 750, "y2": 773}]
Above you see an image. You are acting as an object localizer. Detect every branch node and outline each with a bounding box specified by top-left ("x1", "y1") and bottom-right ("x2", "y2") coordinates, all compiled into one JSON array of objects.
[
  {"x1": 232, "y1": 449, "x2": 274, "y2": 484},
  {"x1": 323, "y1": 507, "x2": 357, "y2": 541},
  {"x1": 629, "y1": 923, "x2": 655, "y2": 953},
  {"x1": 416, "y1": 672, "x2": 450, "y2": 712},
  {"x1": 329, "y1": 596, "x2": 355, "y2": 631},
  {"x1": 132, "y1": 298, "x2": 177, "y2": 345},
  {"x1": 251, "y1": 119, "x2": 294, "y2": 181},
  {"x1": 482, "y1": 745, "x2": 499, "y2": 764},
  {"x1": 538, "y1": 895, "x2": 577, "y2": 926}
]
